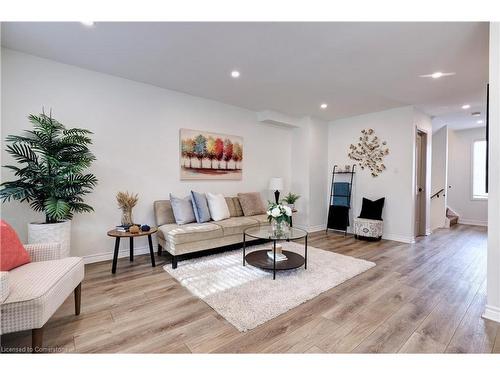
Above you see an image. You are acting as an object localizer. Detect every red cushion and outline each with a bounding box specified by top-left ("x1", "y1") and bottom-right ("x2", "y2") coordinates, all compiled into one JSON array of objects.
[{"x1": 1, "y1": 220, "x2": 31, "y2": 271}]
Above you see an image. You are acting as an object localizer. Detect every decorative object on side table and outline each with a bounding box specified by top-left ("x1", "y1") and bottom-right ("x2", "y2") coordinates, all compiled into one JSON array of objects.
[
  {"x1": 128, "y1": 225, "x2": 140, "y2": 234},
  {"x1": 281, "y1": 192, "x2": 300, "y2": 210},
  {"x1": 266, "y1": 202, "x2": 292, "y2": 237},
  {"x1": 348, "y1": 128, "x2": 389, "y2": 177},
  {"x1": 116, "y1": 191, "x2": 138, "y2": 226},
  {"x1": 268, "y1": 177, "x2": 284, "y2": 204},
  {"x1": 0, "y1": 110, "x2": 98, "y2": 258},
  {"x1": 107, "y1": 226, "x2": 158, "y2": 274}
]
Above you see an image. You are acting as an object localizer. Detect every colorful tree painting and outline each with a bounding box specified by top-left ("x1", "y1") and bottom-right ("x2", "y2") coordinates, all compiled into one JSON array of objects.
[
  {"x1": 180, "y1": 129, "x2": 243, "y2": 180},
  {"x1": 181, "y1": 138, "x2": 195, "y2": 167},
  {"x1": 206, "y1": 136, "x2": 216, "y2": 168},
  {"x1": 214, "y1": 137, "x2": 224, "y2": 168},
  {"x1": 194, "y1": 134, "x2": 207, "y2": 167},
  {"x1": 232, "y1": 142, "x2": 243, "y2": 169},
  {"x1": 223, "y1": 138, "x2": 233, "y2": 169}
]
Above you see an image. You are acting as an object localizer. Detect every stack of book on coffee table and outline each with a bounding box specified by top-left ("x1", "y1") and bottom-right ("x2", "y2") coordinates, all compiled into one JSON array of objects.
[{"x1": 266, "y1": 244, "x2": 287, "y2": 261}]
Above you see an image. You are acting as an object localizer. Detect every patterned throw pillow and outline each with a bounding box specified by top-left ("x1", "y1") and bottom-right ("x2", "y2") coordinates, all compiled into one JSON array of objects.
[
  {"x1": 237, "y1": 192, "x2": 266, "y2": 216},
  {"x1": 190, "y1": 191, "x2": 211, "y2": 223},
  {"x1": 1, "y1": 220, "x2": 31, "y2": 271},
  {"x1": 169, "y1": 194, "x2": 196, "y2": 225},
  {"x1": 232, "y1": 197, "x2": 244, "y2": 216}
]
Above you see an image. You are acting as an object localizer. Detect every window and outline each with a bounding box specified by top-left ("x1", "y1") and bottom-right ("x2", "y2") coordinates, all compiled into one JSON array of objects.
[{"x1": 472, "y1": 139, "x2": 488, "y2": 200}]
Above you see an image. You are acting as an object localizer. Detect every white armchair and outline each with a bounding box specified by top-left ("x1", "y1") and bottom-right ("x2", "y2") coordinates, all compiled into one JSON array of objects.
[{"x1": 0, "y1": 242, "x2": 84, "y2": 352}]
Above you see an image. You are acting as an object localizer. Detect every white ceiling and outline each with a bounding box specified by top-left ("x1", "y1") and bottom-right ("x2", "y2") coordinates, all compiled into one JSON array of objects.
[{"x1": 1, "y1": 22, "x2": 489, "y2": 129}]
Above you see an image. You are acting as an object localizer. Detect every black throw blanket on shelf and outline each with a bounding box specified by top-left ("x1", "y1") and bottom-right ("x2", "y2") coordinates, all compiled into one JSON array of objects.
[{"x1": 327, "y1": 205, "x2": 350, "y2": 231}]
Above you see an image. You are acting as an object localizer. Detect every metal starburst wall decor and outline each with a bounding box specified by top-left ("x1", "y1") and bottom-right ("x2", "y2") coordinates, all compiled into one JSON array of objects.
[{"x1": 348, "y1": 128, "x2": 389, "y2": 177}]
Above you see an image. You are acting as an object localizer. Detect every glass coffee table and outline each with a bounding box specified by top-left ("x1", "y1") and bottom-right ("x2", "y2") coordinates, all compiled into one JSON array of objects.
[{"x1": 243, "y1": 224, "x2": 308, "y2": 280}]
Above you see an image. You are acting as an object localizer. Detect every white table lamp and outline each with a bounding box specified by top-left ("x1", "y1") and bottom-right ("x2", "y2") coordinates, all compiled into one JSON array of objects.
[{"x1": 269, "y1": 177, "x2": 284, "y2": 203}]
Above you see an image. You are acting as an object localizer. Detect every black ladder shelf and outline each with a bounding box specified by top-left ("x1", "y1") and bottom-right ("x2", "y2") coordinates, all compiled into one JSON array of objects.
[{"x1": 326, "y1": 164, "x2": 356, "y2": 235}]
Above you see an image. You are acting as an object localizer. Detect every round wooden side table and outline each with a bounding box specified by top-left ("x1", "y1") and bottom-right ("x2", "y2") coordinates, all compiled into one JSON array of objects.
[{"x1": 107, "y1": 227, "x2": 158, "y2": 274}]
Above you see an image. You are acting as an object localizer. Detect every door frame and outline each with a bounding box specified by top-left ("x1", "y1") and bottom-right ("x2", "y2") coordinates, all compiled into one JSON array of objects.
[{"x1": 414, "y1": 129, "x2": 428, "y2": 237}]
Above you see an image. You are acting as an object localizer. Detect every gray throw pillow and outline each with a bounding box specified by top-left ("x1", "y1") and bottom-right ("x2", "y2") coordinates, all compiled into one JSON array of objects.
[
  {"x1": 169, "y1": 194, "x2": 196, "y2": 225},
  {"x1": 190, "y1": 191, "x2": 211, "y2": 223}
]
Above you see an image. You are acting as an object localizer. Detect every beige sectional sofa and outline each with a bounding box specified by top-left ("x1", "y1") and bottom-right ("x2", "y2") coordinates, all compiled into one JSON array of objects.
[{"x1": 154, "y1": 197, "x2": 268, "y2": 268}]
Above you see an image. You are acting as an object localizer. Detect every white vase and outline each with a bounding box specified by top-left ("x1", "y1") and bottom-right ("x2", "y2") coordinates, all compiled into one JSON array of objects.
[{"x1": 28, "y1": 220, "x2": 71, "y2": 258}]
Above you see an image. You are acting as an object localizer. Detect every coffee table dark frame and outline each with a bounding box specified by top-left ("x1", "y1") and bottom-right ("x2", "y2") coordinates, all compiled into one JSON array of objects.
[{"x1": 243, "y1": 225, "x2": 308, "y2": 280}]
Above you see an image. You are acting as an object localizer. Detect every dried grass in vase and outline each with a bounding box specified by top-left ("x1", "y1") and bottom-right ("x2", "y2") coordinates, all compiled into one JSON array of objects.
[{"x1": 116, "y1": 191, "x2": 138, "y2": 225}]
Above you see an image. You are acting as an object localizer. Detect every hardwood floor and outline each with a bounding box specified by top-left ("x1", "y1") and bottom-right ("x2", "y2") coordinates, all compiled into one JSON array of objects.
[{"x1": 2, "y1": 224, "x2": 499, "y2": 353}]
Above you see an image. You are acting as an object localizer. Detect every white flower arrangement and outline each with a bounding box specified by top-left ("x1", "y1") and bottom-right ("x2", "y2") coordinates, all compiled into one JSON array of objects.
[{"x1": 267, "y1": 202, "x2": 292, "y2": 224}]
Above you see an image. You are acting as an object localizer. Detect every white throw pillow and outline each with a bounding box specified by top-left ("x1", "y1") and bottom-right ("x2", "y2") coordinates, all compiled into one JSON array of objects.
[{"x1": 206, "y1": 193, "x2": 231, "y2": 221}]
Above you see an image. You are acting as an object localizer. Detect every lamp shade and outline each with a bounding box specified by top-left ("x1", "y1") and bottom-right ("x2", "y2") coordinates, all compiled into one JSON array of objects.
[{"x1": 268, "y1": 177, "x2": 284, "y2": 191}]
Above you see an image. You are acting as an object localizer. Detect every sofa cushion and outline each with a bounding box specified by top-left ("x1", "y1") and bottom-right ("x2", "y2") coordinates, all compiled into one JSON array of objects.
[
  {"x1": 1, "y1": 220, "x2": 31, "y2": 271},
  {"x1": 158, "y1": 222, "x2": 223, "y2": 245},
  {"x1": 214, "y1": 217, "x2": 259, "y2": 236},
  {"x1": 170, "y1": 194, "x2": 196, "y2": 225},
  {"x1": 191, "y1": 191, "x2": 211, "y2": 223},
  {"x1": 5, "y1": 257, "x2": 82, "y2": 304},
  {"x1": 237, "y1": 192, "x2": 266, "y2": 216},
  {"x1": 250, "y1": 214, "x2": 269, "y2": 224},
  {"x1": 0, "y1": 271, "x2": 9, "y2": 304},
  {"x1": 1, "y1": 257, "x2": 84, "y2": 334},
  {"x1": 206, "y1": 193, "x2": 231, "y2": 221}
]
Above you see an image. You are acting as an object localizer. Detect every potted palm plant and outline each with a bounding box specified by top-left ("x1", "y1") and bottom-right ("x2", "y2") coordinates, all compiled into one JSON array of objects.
[
  {"x1": 282, "y1": 192, "x2": 300, "y2": 210},
  {"x1": 1, "y1": 112, "x2": 97, "y2": 257}
]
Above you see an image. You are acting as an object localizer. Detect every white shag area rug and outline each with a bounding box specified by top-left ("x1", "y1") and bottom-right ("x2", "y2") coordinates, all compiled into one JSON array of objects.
[{"x1": 163, "y1": 242, "x2": 375, "y2": 332}]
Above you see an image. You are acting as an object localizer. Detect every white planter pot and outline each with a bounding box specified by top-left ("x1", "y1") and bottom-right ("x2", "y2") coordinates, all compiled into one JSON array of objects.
[{"x1": 28, "y1": 220, "x2": 71, "y2": 258}]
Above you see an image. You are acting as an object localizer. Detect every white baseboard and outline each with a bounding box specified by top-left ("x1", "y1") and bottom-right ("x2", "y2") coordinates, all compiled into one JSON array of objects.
[
  {"x1": 83, "y1": 246, "x2": 151, "y2": 264},
  {"x1": 382, "y1": 233, "x2": 415, "y2": 244},
  {"x1": 458, "y1": 218, "x2": 488, "y2": 227},
  {"x1": 483, "y1": 305, "x2": 500, "y2": 322},
  {"x1": 307, "y1": 224, "x2": 327, "y2": 233}
]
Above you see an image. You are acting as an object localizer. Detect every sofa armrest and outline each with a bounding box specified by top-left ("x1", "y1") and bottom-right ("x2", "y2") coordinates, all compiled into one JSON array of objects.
[
  {"x1": 24, "y1": 242, "x2": 62, "y2": 262},
  {"x1": 0, "y1": 271, "x2": 9, "y2": 304}
]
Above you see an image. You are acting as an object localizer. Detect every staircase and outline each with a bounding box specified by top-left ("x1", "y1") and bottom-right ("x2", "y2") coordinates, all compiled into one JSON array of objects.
[{"x1": 445, "y1": 208, "x2": 459, "y2": 228}]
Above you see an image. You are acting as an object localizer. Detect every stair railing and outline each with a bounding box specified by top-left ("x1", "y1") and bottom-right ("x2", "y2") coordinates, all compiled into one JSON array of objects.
[{"x1": 431, "y1": 188, "x2": 445, "y2": 199}]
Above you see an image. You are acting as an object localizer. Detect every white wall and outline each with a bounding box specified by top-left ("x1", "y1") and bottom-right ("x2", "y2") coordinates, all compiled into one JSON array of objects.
[
  {"x1": 485, "y1": 22, "x2": 500, "y2": 323},
  {"x1": 1, "y1": 49, "x2": 294, "y2": 260},
  {"x1": 308, "y1": 117, "x2": 329, "y2": 230},
  {"x1": 430, "y1": 125, "x2": 448, "y2": 230},
  {"x1": 289, "y1": 116, "x2": 329, "y2": 231},
  {"x1": 328, "y1": 106, "x2": 418, "y2": 243},
  {"x1": 447, "y1": 127, "x2": 488, "y2": 226}
]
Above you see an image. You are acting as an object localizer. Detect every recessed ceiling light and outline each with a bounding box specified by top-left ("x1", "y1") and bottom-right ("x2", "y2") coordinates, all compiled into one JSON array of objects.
[
  {"x1": 477, "y1": 120, "x2": 484, "y2": 124},
  {"x1": 231, "y1": 70, "x2": 240, "y2": 78},
  {"x1": 80, "y1": 21, "x2": 94, "y2": 27},
  {"x1": 419, "y1": 72, "x2": 456, "y2": 79},
  {"x1": 320, "y1": 103, "x2": 328, "y2": 109},
  {"x1": 462, "y1": 104, "x2": 471, "y2": 109}
]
